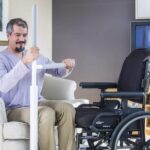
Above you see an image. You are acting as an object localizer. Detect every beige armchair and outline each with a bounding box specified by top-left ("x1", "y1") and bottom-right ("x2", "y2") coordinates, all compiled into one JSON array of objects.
[{"x1": 0, "y1": 75, "x2": 89, "y2": 150}]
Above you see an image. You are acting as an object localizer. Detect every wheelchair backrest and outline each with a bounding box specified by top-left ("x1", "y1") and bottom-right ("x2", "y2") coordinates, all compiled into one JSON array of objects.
[{"x1": 118, "y1": 49, "x2": 150, "y2": 103}]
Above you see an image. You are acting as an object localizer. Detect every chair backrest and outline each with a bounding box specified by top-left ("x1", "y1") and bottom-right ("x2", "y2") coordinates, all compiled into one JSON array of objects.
[
  {"x1": 41, "y1": 75, "x2": 77, "y2": 100},
  {"x1": 117, "y1": 49, "x2": 150, "y2": 103}
]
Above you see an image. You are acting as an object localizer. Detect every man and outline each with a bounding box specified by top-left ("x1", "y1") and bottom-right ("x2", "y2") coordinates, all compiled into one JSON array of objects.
[{"x1": 0, "y1": 18, "x2": 76, "y2": 150}]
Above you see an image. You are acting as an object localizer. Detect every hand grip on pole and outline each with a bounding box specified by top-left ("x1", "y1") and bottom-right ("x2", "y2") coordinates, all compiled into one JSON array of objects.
[{"x1": 37, "y1": 63, "x2": 66, "y2": 69}]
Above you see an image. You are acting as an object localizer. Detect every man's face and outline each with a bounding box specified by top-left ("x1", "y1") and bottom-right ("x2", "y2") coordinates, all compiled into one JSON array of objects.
[{"x1": 7, "y1": 24, "x2": 28, "y2": 52}]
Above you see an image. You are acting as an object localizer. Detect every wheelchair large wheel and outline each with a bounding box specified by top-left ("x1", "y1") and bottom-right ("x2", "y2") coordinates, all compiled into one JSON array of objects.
[{"x1": 110, "y1": 111, "x2": 150, "y2": 150}]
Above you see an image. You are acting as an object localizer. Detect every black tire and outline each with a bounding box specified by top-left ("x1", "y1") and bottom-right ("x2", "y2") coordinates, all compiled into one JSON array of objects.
[{"x1": 110, "y1": 111, "x2": 150, "y2": 150}]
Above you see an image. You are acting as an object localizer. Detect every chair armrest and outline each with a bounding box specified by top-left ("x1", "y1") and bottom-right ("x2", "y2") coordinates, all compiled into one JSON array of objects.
[
  {"x1": 57, "y1": 99, "x2": 90, "y2": 108},
  {"x1": 0, "y1": 98, "x2": 7, "y2": 123},
  {"x1": 2, "y1": 121, "x2": 29, "y2": 140},
  {"x1": 101, "y1": 92, "x2": 145, "y2": 99},
  {"x1": 80, "y1": 82, "x2": 117, "y2": 89},
  {"x1": 41, "y1": 75, "x2": 77, "y2": 100}
]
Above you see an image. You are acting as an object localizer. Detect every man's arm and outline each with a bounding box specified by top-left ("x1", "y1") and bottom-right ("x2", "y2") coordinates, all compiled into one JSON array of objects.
[
  {"x1": 0, "y1": 60, "x2": 29, "y2": 93},
  {"x1": 45, "y1": 58, "x2": 75, "y2": 77},
  {"x1": 0, "y1": 47, "x2": 39, "y2": 93}
]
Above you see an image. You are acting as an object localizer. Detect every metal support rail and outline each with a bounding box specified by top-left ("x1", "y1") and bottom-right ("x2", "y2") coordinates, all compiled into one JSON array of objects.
[{"x1": 30, "y1": 4, "x2": 66, "y2": 150}]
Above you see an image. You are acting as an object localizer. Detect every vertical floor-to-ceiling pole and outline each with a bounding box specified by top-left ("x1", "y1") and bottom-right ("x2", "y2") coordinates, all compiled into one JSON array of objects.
[{"x1": 30, "y1": 4, "x2": 38, "y2": 150}]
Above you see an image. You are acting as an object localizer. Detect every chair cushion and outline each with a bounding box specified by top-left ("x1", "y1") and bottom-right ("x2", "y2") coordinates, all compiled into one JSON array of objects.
[{"x1": 2, "y1": 122, "x2": 29, "y2": 139}]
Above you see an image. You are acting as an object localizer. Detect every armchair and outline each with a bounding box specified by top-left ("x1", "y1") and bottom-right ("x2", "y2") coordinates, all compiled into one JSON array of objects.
[{"x1": 0, "y1": 75, "x2": 89, "y2": 150}]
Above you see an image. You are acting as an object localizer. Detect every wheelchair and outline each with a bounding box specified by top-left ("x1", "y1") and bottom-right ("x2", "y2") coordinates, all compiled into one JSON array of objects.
[{"x1": 75, "y1": 49, "x2": 150, "y2": 150}]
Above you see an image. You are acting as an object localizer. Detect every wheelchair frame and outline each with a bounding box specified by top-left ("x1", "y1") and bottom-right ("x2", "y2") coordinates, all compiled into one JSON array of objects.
[{"x1": 75, "y1": 50, "x2": 150, "y2": 150}]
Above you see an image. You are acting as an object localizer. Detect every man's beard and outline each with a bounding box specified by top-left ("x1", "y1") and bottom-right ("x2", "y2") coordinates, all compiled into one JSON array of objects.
[
  {"x1": 15, "y1": 41, "x2": 26, "y2": 52},
  {"x1": 15, "y1": 46, "x2": 25, "y2": 52}
]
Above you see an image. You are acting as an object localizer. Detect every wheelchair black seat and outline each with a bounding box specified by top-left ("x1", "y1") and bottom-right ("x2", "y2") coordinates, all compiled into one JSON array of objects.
[
  {"x1": 76, "y1": 105, "x2": 144, "y2": 130},
  {"x1": 76, "y1": 106, "x2": 120, "y2": 130}
]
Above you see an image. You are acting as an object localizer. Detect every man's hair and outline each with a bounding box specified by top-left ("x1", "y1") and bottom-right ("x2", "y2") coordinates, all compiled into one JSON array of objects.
[{"x1": 6, "y1": 18, "x2": 28, "y2": 34}]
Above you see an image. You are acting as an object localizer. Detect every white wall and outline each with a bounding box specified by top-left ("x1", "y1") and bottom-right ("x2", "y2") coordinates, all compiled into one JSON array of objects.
[
  {"x1": 53, "y1": 0, "x2": 135, "y2": 101},
  {"x1": 135, "y1": 0, "x2": 150, "y2": 19},
  {"x1": 8, "y1": 0, "x2": 52, "y2": 58}
]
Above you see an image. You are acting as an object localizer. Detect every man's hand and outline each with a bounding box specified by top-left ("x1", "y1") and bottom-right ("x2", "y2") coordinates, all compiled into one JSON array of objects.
[
  {"x1": 22, "y1": 47, "x2": 39, "y2": 64},
  {"x1": 62, "y1": 58, "x2": 76, "y2": 70}
]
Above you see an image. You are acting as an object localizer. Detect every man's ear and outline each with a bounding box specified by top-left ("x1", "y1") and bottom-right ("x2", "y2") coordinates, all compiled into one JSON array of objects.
[
  {"x1": 7, "y1": 33, "x2": 9, "y2": 38},
  {"x1": 7, "y1": 33, "x2": 11, "y2": 39}
]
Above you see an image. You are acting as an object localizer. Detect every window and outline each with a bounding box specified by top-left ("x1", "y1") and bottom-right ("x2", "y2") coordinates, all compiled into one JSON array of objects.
[{"x1": 131, "y1": 20, "x2": 150, "y2": 51}]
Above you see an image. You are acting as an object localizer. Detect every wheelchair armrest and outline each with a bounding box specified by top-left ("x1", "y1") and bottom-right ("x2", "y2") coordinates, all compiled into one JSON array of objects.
[
  {"x1": 101, "y1": 92, "x2": 145, "y2": 99},
  {"x1": 79, "y1": 82, "x2": 117, "y2": 89},
  {"x1": 77, "y1": 103, "x2": 100, "y2": 108}
]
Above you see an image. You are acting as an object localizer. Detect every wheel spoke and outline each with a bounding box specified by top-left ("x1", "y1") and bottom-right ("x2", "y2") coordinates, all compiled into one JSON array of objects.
[{"x1": 110, "y1": 113, "x2": 150, "y2": 150}]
